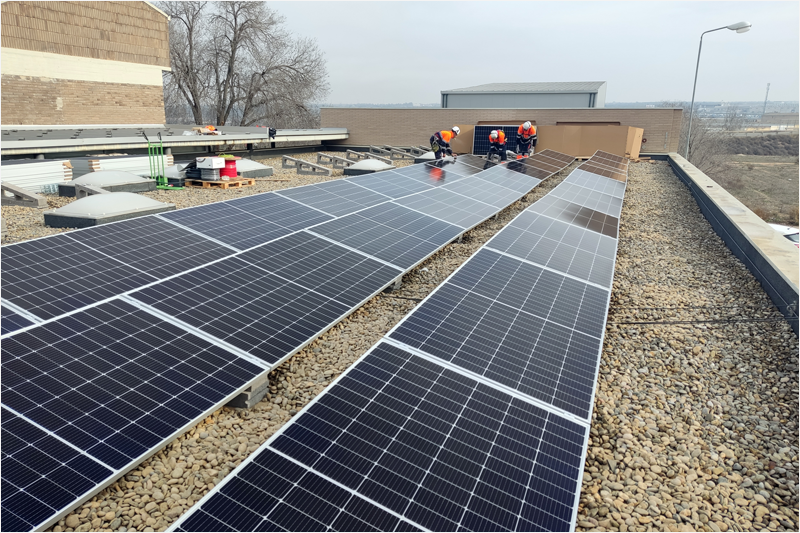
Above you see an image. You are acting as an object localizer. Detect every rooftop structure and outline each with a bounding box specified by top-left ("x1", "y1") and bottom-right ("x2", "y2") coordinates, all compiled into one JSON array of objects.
[{"x1": 441, "y1": 82, "x2": 607, "y2": 109}]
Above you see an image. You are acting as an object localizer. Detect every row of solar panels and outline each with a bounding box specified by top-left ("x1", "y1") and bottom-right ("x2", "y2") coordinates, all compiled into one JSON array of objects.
[
  {"x1": 1, "y1": 151, "x2": 576, "y2": 531},
  {"x1": 169, "y1": 151, "x2": 628, "y2": 532}
]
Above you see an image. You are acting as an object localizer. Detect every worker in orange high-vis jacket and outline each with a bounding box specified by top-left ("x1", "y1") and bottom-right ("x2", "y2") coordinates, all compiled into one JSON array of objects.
[
  {"x1": 430, "y1": 126, "x2": 460, "y2": 160},
  {"x1": 516, "y1": 121, "x2": 537, "y2": 157},
  {"x1": 487, "y1": 129, "x2": 507, "y2": 162}
]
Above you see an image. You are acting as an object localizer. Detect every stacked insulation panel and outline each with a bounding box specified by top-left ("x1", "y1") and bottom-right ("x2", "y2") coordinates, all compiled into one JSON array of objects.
[
  {"x1": 0, "y1": 159, "x2": 73, "y2": 192},
  {"x1": 70, "y1": 154, "x2": 175, "y2": 178}
]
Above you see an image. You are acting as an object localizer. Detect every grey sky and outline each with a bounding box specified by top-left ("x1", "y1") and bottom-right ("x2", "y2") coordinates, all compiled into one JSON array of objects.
[{"x1": 271, "y1": 1, "x2": 799, "y2": 104}]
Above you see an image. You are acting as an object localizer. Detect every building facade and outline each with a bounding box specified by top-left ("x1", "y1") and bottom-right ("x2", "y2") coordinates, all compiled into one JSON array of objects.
[
  {"x1": 441, "y1": 82, "x2": 607, "y2": 109},
  {"x1": 1, "y1": 1, "x2": 170, "y2": 125}
]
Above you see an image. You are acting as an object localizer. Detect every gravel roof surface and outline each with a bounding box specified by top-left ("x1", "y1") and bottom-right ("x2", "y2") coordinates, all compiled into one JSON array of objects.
[{"x1": 3, "y1": 156, "x2": 796, "y2": 533}]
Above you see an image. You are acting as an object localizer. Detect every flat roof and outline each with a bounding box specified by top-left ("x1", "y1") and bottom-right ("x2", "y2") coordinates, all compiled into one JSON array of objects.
[{"x1": 0, "y1": 126, "x2": 348, "y2": 155}]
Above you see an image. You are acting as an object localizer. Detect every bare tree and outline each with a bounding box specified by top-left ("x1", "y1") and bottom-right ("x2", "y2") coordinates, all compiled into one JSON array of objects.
[
  {"x1": 159, "y1": 1, "x2": 328, "y2": 128},
  {"x1": 721, "y1": 105, "x2": 744, "y2": 132},
  {"x1": 163, "y1": 1, "x2": 209, "y2": 124}
]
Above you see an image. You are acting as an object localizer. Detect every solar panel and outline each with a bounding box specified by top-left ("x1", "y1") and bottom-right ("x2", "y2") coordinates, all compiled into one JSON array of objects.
[
  {"x1": 563, "y1": 169, "x2": 626, "y2": 198},
  {"x1": 1, "y1": 304, "x2": 36, "y2": 336},
  {"x1": 487, "y1": 210, "x2": 617, "y2": 288},
  {"x1": 225, "y1": 192, "x2": 335, "y2": 231},
  {"x1": 345, "y1": 170, "x2": 433, "y2": 199},
  {"x1": 2, "y1": 299, "x2": 265, "y2": 468},
  {"x1": 308, "y1": 204, "x2": 463, "y2": 270},
  {"x1": 276, "y1": 180, "x2": 390, "y2": 217},
  {"x1": 1, "y1": 299, "x2": 265, "y2": 530},
  {"x1": 425, "y1": 157, "x2": 486, "y2": 178},
  {"x1": 578, "y1": 162, "x2": 627, "y2": 182},
  {"x1": 472, "y1": 125, "x2": 520, "y2": 156},
  {"x1": 394, "y1": 188, "x2": 500, "y2": 229},
  {"x1": 65, "y1": 216, "x2": 234, "y2": 275},
  {"x1": 1, "y1": 408, "x2": 114, "y2": 532},
  {"x1": 536, "y1": 150, "x2": 577, "y2": 165},
  {"x1": 474, "y1": 165, "x2": 543, "y2": 195},
  {"x1": 160, "y1": 192, "x2": 333, "y2": 251},
  {"x1": 174, "y1": 342, "x2": 588, "y2": 532},
  {"x1": 1, "y1": 233, "x2": 157, "y2": 320},
  {"x1": 441, "y1": 178, "x2": 529, "y2": 209},
  {"x1": 548, "y1": 181, "x2": 624, "y2": 218},
  {"x1": 173, "y1": 448, "x2": 422, "y2": 532},
  {"x1": 389, "y1": 251, "x2": 607, "y2": 420},
  {"x1": 130, "y1": 233, "x2": 402, "y2": 365},
  {"x1": 526, "y1": 195, "x2": 620, "y2": 238}
]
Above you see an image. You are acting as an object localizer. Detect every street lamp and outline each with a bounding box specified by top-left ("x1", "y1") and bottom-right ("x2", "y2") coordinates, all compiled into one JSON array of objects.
[{"x1": 684, "y1": 21, "x2": 751, "y2": 160}]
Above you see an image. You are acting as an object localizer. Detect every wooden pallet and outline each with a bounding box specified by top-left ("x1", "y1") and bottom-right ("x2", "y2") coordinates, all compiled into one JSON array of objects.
[{"x1": 185, "y1": 178, "x2": 256, "y2": 189}]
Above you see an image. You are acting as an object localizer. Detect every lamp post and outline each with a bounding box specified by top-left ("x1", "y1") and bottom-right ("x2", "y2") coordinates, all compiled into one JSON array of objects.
[{"x1": 684, "y1": 21, "x2": 751, "y2": 160}]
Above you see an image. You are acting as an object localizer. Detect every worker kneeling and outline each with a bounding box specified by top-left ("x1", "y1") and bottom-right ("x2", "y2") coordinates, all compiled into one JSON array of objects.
[
  {"x1": 430, "y1": 126, "x2": 460, "y2": 160},
  {"x1": 487, "y1": 130, "x2": 507, "y2": 162}
]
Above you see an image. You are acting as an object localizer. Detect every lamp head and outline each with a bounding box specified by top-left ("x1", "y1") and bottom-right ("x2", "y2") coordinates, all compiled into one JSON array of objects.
[{"x1": 727, "y1": 21, "x2": 751, "y2": 33}]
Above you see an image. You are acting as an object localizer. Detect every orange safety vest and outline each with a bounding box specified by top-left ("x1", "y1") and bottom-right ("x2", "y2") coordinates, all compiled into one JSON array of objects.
[
  {"x1": 489, "y1": 131, "x2": 506, "y2": 144},
  {"x1": 438, "y1": 130, "x2": 456, "y2": 143},
  {"x1": 518, "y1": 125, "x2": 537, "y2": 139}
]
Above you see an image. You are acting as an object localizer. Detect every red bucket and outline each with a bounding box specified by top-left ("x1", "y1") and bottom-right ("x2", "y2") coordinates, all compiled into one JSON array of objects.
[{"x1": 221, "y1": 159, "x2": 237, "y2": 178}]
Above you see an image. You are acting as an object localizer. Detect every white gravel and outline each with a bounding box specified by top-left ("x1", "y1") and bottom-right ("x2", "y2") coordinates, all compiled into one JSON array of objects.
[{"x1": 7, "y1": 157, "x2": 796, "y2": 533}]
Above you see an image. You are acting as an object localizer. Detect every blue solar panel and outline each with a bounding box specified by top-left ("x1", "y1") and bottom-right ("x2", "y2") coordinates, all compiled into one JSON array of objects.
[
  {"x1": 1, "y1": 408, "x2": 114, "y2": 532},
  {"x1": 1, "y1": 304, "x2": 35, "y2": 336},
  {"x1": 472, "y1": 125, "x2": 520, "y2": 156},
  {"x1": 173, "y1": 343, "x2": 587, "y2": 532},
  {"x1": 1, "y1": 299, "x2": 264, "y2": 530}
]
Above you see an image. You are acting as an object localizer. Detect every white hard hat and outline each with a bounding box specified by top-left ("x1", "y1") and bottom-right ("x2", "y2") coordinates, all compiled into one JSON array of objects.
[
  {"x1": 451, "y1": 126, "x2": 460, "y2": 135},
  {"x1": 490, "y1": 130, "x2": 498, "y2": 139},
  {"x1": 523, "y1": 121, "x2": 532, "y2": 130}
]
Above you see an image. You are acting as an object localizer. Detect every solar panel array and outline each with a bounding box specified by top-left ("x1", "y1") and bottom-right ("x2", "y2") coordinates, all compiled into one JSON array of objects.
[
  {"x1": 2, "y1": 151, "x2": 575, "y2": 531},
  {"x1": 170, "y1": 150, "x2": 627, "y2": 533}
]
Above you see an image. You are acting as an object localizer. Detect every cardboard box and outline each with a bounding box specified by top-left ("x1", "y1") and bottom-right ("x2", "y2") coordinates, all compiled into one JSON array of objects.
[
  {"x1": 196, "y1": 157, "x2": 225, "y2": 169},
  {"x1": 536, "y1": 125, "x2": 643, "y2": 159}
]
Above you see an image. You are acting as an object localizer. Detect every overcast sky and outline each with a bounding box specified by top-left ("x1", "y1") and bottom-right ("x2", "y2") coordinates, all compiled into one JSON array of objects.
[{"x1": 271, "y1": 1, "x2": 798, "y2": 105}]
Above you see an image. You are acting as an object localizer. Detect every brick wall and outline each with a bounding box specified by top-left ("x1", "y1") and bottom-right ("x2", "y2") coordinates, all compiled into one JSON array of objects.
[
  {"x1": 1, "y1": 75, "x2": 166, "y2": 125},
  {"x1": 321, "y1": 108, "x2": 683, "y2": 153},
  {"x1": 1, "y1": 1, "x2": 169, "y2": 67}
]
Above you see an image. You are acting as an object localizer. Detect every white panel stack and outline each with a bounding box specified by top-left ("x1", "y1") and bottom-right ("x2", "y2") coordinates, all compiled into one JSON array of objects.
[
  {"x1": 0, "y1": 160, "x2": 73, "y2": 192},
  {"x1": 70, "y1": 154, "x2": 175, "y2": 178}
]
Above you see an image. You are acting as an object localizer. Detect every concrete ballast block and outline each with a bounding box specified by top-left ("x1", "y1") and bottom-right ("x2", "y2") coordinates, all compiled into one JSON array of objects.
[
  {"x1": 1, "y1": 182, "x2": 48, "y2": 208},
  {"x1": 74, "y1": 184, "x2": 111, "y2": 199}
]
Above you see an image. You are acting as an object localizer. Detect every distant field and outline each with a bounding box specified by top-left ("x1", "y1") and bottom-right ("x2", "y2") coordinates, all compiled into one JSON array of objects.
[{"x1": 715, "y1": 154, "x2": 799, "y2": 225}]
